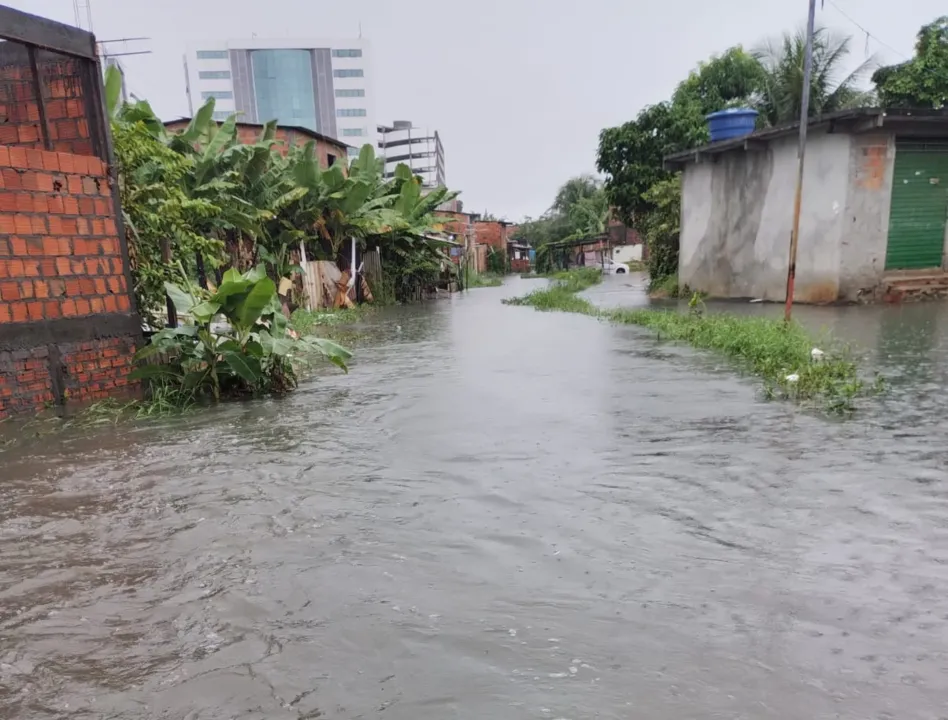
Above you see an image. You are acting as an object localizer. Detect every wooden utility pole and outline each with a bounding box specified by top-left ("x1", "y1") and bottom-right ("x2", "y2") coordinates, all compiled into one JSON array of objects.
[{"x1": 784, "y1": 0, "x2": 818, "y2": 322}]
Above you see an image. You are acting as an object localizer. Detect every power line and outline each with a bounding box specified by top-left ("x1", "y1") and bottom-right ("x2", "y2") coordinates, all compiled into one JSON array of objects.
[
  {"x1": 824, "y1": 0, "x2": 910, "y2": 60},
  {"x1": 824, "y1": 0, "x2": 948, "y2": 89}
]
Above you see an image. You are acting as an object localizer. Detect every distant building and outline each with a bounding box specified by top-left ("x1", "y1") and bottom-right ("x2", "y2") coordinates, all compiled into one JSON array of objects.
[
  {"x1": 378, "y1": 120, "x2": 445, "y2": 188},
  {"x1": 183, "y1": 39, "x2": 375, "y2": 155}
]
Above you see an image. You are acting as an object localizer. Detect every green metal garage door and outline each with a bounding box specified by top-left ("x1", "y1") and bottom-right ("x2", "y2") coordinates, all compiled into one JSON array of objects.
[{"x1": 885, "y1": 142, "x2": 948, "y2": 270}]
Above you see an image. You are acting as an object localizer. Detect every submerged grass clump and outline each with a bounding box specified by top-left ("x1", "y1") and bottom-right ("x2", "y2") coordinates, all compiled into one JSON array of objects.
[
  {"x1": 504, "y1": 269, "x2": 881, "y2": 413},
  {"x1": 504, "y1": 267, "x2": 602, "y2": 311},
  {"x1": 467, "y1": 272, "x2": 505, "y2": 288},
  {"x1": 290, "y1": 305, "x2": 375, "y2": 335},
  {"x1": 610, "y1": 307, "x2": 874, "y2": 412}
]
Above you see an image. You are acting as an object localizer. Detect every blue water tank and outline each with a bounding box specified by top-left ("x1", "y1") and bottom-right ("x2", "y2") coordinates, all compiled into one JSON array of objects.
[{"x1": 706, "y1": 108, "x2": 758, "y2": 143}]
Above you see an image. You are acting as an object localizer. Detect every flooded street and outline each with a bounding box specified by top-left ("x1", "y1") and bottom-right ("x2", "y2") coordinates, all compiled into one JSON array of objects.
[{"x1": 4, "y1": 274, "x2": 948, "y2": 719}]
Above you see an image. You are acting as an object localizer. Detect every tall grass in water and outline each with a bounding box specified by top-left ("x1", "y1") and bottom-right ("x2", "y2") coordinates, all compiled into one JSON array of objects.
[
  {"x1": 610, "y1": 308, "x2": 875, "y2": 412},
  {"x1": 504, "y1": 269, "x2": 879, "y2": 413},
  {"x1": 504, "y1": 267, "x2": 602, "y2": 312},
  {"x1": 467, "y1": 272, "x2": 505, "y2": 288}
]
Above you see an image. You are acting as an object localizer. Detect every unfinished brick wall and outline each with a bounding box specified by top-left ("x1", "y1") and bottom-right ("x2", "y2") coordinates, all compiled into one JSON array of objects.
[
  {"x1": 0, "y1": 23, "x2": 141, "y2": 420},
  {"x1": 164, "y1": 119, "x2": 349, "y2": 168},
  {"x1": 0, "y1": 145, "x2": 139, "y2": 418},
  {"x1": 0, "y1": 46, "x2": 97, "y2": 157},
  {"x1": 0, "y1": 335, "x2": 136, "y2": 415},
  {"x1": 474, "y1": 220, "x2": 509, "y2": 250},
  {"x1": 0, "y1": 146, "x2": 130, "y2": 320}
]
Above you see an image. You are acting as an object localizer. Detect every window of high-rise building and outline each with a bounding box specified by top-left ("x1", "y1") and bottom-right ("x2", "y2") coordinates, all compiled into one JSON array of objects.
[
  {"x1": 337, "y1": 109, "x2": 367, "y2": 117},
  {"x1": 332, "y1": 49, "x2": 363, "y2": 58},
  {"x1": 212, "y1": 111, "x2": 232, "y2": 121},
  {"x1": 342, "y1": 128, "x2": 365, "y2": 136},
  {"x1": 333, "y1": 69, "x2": 363, "y2": 78},
  {"x1": 202, "y1": 90, "x2": 233, "y2": 100},
  {"x1": 251, "y1": 49, "x2": 317, "y2": 131},
  {"x1": 199, "y1": 70, "x2": 231, "y2": 80},
  {"x1": 196, "y1": 50, "x2": 229, "y2": 60},
  {"x1": 335, "y1": 89, "x2": 365, "y2": 98}
]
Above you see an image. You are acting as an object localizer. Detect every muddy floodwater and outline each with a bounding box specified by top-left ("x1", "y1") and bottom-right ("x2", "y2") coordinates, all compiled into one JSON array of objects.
[{"x1": 3, "y1": 274, "x2": 948, "y2": 719}]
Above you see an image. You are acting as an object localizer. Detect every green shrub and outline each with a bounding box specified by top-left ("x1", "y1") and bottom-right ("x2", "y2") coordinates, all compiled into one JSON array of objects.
[
  {"x1": 641, "y1": 176, "x2": 681, "y2": 284},
  {"x1": 132, "y1": 265, "x2": 351, "y2": 403},
  {"x1": 486, "y1": 246, "x2": 507, "y2": 274}
]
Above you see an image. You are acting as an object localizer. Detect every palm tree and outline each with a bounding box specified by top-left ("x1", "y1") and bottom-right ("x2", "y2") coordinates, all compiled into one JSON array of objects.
[
  {"x1": 551, "y1": 174, "x2": 602, "y2": 215},
  {"x1": 753, "y1": 26, "x2": 877, "y2": 126}
]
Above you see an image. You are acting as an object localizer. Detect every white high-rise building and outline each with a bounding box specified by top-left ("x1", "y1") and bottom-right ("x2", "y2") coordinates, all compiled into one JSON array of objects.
[
  {"x1": 183, "y1": 39, "x2": 375, "y2": 156},
  {"x1": 378, "y1": 121, "x2": 446, "y2": 188}
]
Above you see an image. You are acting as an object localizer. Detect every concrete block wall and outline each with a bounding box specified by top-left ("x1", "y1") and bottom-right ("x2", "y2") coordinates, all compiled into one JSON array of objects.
[{"x1": 679, "y1": 131, "x2": 852, "y2": 303}]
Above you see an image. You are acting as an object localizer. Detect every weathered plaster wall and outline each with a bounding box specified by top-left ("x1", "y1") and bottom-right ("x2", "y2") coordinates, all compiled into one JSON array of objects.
[
  {"x1": 838, "y1": 133, "x2": 895, "y2": 300},
  {"x1": 680, "y1": 131, "x2": 852, "y2": 302}
]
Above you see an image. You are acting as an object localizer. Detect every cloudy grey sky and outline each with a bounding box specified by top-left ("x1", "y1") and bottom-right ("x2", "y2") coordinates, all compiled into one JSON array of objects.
[{"x1": 8, "y1": 0, "x2": 945, "y2": 219}]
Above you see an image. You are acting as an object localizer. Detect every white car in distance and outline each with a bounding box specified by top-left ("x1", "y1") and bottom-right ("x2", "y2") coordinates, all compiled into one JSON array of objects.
[{"x1": 599, "y1": 257, "x2": 630, "y2": 274}]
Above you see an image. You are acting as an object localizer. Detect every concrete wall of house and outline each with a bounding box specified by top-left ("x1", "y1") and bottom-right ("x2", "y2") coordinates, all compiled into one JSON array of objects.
[
  {"x1": 680, "y1": 130, "x2": 853, "y2": 302},
  {"x1": 613, "y1": 245, "x2": 643, "y2": 263},
  {"x1": 838, "y1": 133, "x2": 895, "y2": 300}
]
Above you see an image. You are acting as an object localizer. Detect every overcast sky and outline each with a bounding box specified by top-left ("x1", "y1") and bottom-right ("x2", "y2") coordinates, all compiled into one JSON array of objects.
[{"x1": 8, "y1": 0, "x2": 946, "y2": 220}]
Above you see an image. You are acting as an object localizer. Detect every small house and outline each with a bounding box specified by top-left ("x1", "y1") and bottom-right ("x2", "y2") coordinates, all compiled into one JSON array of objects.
[
  {"x1": 665, "y1": 108, "x2": 948, "y2": 302},
  {"x1": 164, "y1": 118, "x2": 351, "y2": 170}
]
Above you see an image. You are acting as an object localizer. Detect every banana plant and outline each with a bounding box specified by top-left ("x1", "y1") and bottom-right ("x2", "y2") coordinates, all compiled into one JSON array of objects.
[{"x1": 132, "y1": 264, "x2": 350, "y2": 401}]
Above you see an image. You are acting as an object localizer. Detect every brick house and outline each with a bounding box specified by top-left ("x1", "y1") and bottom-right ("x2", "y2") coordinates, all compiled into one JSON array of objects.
[
  {"x1": 0, "y1": 7, "x2": 140, "y2": 418},
  {"x1": 164, "y1": 118, "x2": 351, "y2": 169},
  {"x1": 474, "y1": 219, "x2": 512, "y2": 250}
]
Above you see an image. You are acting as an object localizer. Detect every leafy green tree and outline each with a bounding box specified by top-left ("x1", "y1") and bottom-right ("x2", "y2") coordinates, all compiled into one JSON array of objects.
[
  {"x1": 873, "y1": 17, "x2": 948, "y2": 109},
  {"x1": 511, "y1": 177, "x2": 608, "y2": 248},
  {"x1": 672, "y1": 46, "x2": 767, "y2": 116},
  {"x1": 597, "y1": 46, "x2": 765, "y2": 227},
  {"x1": 596, "y1": 102, "x2": 690, "y2": 226},
  {"x1": 754, "y1": 26, "x2": 876, "y2": 125}
]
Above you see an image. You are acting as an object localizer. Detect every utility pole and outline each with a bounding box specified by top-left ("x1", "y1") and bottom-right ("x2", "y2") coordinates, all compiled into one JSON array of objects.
[{"x1": 784, "y1": 0, "x2": 818, "y2": 322}]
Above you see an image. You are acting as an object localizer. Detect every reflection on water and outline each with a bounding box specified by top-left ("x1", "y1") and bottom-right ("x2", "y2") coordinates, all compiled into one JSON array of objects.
[{"x1": 2, "y1": 275, "x2": 948, "y2": 719}]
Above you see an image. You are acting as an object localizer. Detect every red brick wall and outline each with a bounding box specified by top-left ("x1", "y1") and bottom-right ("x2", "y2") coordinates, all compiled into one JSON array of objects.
[
  {"x1": 0, "y1": 336, "x2": 136, "y2": 416},
  {"x1": 607, "y1": 220, "x2": 642, "y2": 247},
  {"x1": 0, "y1": 52, "x2": 97, "y2": 157},
  {"x1": 283, "y1": 129, "x2": 348, "y2": 170},
  {"x1": 474, "y1": 220, "x2": 508, "y2": 250},
  {"x1": 164, "y1": 121, "x2": 349, "y2": 170},
  {"x1": 435, "y1": 210, "x2": 469, "y2": 237},
  {"x1": 0, "y1": 146, "x2": 130, "y2": 320},
  {"x1": 0, "y1": 145, "x2": 139, "y2": 419}
]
